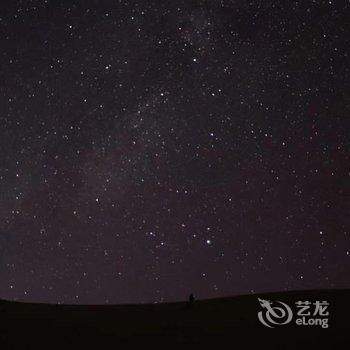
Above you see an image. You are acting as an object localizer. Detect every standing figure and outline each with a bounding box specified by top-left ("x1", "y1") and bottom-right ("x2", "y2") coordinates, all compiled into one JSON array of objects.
[{"x1": 188, "y1": 293, "x2": 195, "y2": 307}]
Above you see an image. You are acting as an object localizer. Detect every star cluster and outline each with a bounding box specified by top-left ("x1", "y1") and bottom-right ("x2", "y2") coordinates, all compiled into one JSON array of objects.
[{"x1": 0, "y1": 0, "x2": 349, "y2": 304}]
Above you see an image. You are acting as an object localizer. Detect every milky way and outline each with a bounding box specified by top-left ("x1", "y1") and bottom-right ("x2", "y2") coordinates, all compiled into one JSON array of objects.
[{"x1": 0, "y1": 1, "x2": 349, "y2": 304}]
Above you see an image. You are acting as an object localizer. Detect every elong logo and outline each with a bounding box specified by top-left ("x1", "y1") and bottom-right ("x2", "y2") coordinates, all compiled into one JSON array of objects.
[
  {"x1": 258, "y1": 298, "x2": 293, "y2": 328},
  {"x1": 257, "y1": 298, "x2": 329, "y2": 328}
]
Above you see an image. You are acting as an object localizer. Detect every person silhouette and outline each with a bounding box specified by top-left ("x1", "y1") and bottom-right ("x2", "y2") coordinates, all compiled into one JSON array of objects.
[{"x1": 188, "y1": 293, "x2": 195, "y2": 306}]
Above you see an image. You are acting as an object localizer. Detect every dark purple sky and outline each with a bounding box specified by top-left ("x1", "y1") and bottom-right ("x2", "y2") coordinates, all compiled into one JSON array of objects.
[{"x1": 0, "y1": 0, "x2": 349, "y2": 304}]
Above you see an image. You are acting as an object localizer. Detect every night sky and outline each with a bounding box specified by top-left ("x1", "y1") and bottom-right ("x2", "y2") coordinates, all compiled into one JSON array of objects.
[{"x1": 0, "y1": 0, "x2": 349, "y2": 304}]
